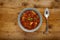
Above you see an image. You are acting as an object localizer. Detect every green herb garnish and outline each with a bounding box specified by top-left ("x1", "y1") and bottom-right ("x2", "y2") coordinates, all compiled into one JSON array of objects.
[{"x1": 28, "y1": 17, "x2": 33, "y2": 21}]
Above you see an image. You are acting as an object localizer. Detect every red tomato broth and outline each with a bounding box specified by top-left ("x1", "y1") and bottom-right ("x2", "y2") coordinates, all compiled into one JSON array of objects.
[{"x1": 20, "y1": 10, "x2": 40, "y2": 30}]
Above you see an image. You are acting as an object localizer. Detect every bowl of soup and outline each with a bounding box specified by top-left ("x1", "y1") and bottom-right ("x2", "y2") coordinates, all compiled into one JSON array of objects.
[{"x1": 18, "y1": 8, "x2": 42, "y2": 32}]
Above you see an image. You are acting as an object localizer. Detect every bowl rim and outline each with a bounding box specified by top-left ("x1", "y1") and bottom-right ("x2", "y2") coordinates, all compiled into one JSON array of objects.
[{"x1": 18, "y1": 8, "x2": 42, "y2": 32}]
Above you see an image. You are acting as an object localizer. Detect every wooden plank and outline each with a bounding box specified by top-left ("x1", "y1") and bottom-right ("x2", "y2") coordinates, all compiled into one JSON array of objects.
[
  {"x1": 0, "y1": 7, "x2": 60, "y2": 40},
  {"x1": 0, "y1": 0, "x2": 60, "y2": 40},
  {"x1": 0, "y1": 0, "x2": 60, "y2": 8}
]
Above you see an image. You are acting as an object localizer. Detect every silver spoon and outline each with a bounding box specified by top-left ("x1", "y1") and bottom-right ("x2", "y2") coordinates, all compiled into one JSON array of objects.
[{"x1": 44, "y1": 8, "x2": 49, "y2": 33}]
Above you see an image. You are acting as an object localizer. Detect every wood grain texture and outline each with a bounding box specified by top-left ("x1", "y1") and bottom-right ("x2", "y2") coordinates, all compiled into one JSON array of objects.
[
  {"x1": 0, "y1": 0, "x2": 60, "y2": 40},
  {"x1": 0, "y1": 0, "x2": 60, "y2": 8}
]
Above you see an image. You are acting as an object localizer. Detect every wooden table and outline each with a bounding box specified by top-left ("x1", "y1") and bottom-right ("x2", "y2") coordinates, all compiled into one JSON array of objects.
[{"x1": 0, "y1": 0, "x2": 60, "y2": 40}]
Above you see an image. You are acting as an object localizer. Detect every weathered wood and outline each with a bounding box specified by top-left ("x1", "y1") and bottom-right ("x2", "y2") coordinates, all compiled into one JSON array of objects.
[
  {"x1": 0, "y1": 0, "x2": 60, "y2": 8},
  {"x1": 0, "y1": 8, "x2": 60, "y2": 40},
  {"x1": 0, "y1": 0, "x2": 60, "y2": 40}
]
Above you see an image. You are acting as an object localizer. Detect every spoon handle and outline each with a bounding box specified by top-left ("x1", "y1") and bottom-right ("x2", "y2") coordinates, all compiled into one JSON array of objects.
[{"x1": 46, "y1": 19, "x2": 48, "y2": 33}]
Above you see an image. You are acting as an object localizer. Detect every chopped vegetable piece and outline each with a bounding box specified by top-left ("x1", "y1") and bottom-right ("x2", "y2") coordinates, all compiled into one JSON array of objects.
[
  {"x1": 30, "y1": 22, "x2": 33, "y2": 25},
  {"x1": 32, "y1": 11, "x2": 36, "y2": 15}
]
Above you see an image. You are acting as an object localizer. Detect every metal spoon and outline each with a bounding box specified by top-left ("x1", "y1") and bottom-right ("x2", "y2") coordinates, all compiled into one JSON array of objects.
[{"x1": 44, "y1": 8, "x2": 49, "y2": 33}]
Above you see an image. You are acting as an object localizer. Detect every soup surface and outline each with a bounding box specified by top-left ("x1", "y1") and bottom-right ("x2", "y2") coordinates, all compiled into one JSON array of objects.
[{"x1": 20, "y1": 10, "x2": 40, "y2": 30}]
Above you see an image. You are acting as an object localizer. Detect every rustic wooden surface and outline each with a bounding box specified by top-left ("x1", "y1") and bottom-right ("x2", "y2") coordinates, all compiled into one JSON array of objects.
[{"x1": 0, "y1": 0, "x2": 60, "y2": 40}]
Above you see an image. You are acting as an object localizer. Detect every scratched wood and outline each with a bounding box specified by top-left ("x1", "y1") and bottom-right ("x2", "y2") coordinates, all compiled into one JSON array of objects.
[{"x1": 0, "y1": 0, "x2": 60, "y2": 40}]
